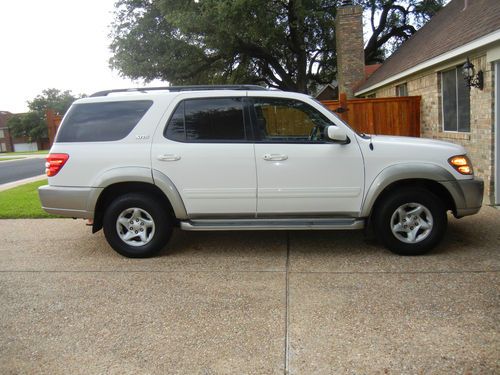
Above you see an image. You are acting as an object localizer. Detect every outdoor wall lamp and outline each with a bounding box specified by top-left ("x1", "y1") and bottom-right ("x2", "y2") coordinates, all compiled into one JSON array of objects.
[{"x1": 462, "y1": 57, "x2": 483, "y2": 90}]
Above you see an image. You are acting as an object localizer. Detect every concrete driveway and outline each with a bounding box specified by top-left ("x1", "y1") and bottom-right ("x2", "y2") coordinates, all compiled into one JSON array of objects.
[{"x1": 0, "y1": 208, "x2": 498, "y2": 374}]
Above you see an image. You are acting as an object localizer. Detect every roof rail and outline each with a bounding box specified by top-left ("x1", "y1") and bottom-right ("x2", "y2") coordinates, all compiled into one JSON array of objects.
[{"x1": 90, "y1": 85, "x2": 268, "y2": 97}]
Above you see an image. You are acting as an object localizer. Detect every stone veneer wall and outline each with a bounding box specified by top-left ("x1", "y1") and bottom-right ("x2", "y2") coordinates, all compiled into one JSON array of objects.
[{"x1": 370, "y1": 55, "x2": 495, "y2": 202}]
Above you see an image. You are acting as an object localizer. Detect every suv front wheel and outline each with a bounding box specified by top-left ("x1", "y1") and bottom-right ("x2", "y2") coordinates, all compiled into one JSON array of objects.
[
  {"x1": 103, "y1": 193, "x2": 173, "y2": 258},
  {"x1": 374, "y1": 188, "x2": 447, "y2": 255}
]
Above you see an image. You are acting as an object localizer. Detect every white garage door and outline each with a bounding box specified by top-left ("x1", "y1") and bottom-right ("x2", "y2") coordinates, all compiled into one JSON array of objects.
[{"x1": 13, "y1": 143, "x2": 38, "y2": 152}]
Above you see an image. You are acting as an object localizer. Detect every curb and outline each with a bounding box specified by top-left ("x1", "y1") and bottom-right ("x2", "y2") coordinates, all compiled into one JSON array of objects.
[
  {"x1": 0, "y1": 154, "x2": 47, "y2": 161},
  {"x1": 0, "y1": 174, "x2": 47, "y2": 192}
]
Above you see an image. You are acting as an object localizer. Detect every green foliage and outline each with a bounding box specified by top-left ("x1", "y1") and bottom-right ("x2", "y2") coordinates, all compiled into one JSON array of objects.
[
  {"x1": 110, "y1": 0, "x2": 339, "y2": 93},
  {"x1": 109, "y1": 0, "x2": 446, "y2": 93},
  {"x1": 28, "y1": 88, "x2": 78, "y2": 116},
  {"x1": 362, "y1": 0, "x2": 447, "y2": 62},
  {"x1": 7, "y1": 112, "x2": 46, "y2": 140},
  {"x1": 7, "y1": 89, "x2": 81, "y2": 142},
  {"x1": 0, "y1": 179, "x2": 59, "y2": 219}
]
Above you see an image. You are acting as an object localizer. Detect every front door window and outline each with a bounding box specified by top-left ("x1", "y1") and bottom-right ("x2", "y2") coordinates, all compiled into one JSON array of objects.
[{"x1": 252, "y1": 98, "x2": 332, "y2": 143}]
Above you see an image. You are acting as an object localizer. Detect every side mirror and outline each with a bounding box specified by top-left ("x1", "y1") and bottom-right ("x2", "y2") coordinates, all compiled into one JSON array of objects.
[{"x1": 327, "y1": 126, "x2": 349, "y2": 144}]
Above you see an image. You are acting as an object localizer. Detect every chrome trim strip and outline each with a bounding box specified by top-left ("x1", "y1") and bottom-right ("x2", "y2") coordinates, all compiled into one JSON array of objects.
[
  {"x1": 258, "y1": 187, "x2": 361, "y2": 199},
  {"x1": 183, "y1": 188, "x2": 255, "y2": 199}
]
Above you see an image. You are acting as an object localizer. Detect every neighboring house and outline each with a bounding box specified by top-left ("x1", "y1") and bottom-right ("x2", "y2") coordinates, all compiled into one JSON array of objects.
[
  {"x1": 315, "y1": 83, "x2": 338, "y2": 101},
  {"x1": 0, "y1": 111, "x2": 46, "y2": 152},
  {"x1": 0, "y1": 111, "x2": 14, "y2": 153},
  {"x1": 355, "y1": 0, "x2": 500, "y2": 205}
]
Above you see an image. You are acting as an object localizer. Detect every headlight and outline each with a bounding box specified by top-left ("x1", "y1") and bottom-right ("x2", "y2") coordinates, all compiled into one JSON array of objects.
[{"x1": 448, "y1": 155, "x2": 473, "y2": 175}]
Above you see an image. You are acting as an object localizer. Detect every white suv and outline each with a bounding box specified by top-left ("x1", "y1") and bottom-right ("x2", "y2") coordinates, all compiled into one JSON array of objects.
[{"x1": 39, "y1": 85, "x2": 483, "y2": 257}]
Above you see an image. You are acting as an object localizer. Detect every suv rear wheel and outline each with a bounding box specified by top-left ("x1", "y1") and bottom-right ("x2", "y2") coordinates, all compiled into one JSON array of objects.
[
  {"x1": 103, "y1": 193, "x2": 173, "y2": 258},
  {"x1": 374, "y1": 188, "x2": 447, "y2": 255}
]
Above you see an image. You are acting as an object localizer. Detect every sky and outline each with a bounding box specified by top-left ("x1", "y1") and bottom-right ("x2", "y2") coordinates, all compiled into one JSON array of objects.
[{"x1": 0, "y1": 0, "x2": 165, "y2": 113}]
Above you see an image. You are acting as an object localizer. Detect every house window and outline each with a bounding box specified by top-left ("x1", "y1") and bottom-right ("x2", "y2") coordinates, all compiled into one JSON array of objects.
[
  {"x1": 441, "y1": 67, "x2": 470, "y2": 132},
  {"x1": 395, "y1": 83, "x2": 408, "y2": 97},
  {"x1": 0, "y1": 129, "x2": 5, "y2": 139}
]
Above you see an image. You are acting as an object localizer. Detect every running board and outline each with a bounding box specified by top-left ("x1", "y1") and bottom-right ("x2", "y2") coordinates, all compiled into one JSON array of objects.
[{"x1": 180, "y1": 218, "x2": 365, "y2": 231}]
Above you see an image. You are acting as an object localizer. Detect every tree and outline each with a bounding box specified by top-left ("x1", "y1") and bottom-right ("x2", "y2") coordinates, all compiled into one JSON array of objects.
[
  {"x1": 109, "y1": 0, "x2": 445, "y2": 93},
  {"x1": 362, "y1": 0, "x2": 446, "y2": 63},
  {"x1": 7, "y1": 112, "x2": 46, "y2": 141},
  {"x1": 7, "y1": 89, "x2": 80, "y2": 142}
]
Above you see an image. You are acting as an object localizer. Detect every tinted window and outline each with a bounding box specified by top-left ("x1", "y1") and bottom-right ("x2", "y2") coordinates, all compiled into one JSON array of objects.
[
  {"x1": 252, "y1": 98, "x2": 331, "y2": 142},
  {"x1": 165, "y1": 102, "x2": 185, "y2": 142},
  {"x1": 56, "y1": 100, "x2": 153, "y2": 142},
  {"x1": 164, "y1": 98, "x2": 246, "y2": 141},
  {"x1": 442, "y1": 67, "x2": 470, "y2": 132}
]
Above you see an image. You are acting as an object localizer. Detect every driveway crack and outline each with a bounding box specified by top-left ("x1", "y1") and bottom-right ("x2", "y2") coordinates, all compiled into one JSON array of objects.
[{"x1": 284, "y1": 231, "x2": 291, "y2": 374}]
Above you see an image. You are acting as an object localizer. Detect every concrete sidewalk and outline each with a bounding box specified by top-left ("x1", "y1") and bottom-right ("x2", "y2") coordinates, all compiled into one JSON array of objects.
[
  {"x1": 0, "y1": 208, "x2": 498, "y2": 374},
  {"x1": 0, "y1": 174, "x2": 46, "y2": 192}
]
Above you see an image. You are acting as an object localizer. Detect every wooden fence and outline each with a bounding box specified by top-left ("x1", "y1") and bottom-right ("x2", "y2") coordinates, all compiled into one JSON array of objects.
[{"x1": 321, "y1": 95, "x2": 421, "y2": 137}]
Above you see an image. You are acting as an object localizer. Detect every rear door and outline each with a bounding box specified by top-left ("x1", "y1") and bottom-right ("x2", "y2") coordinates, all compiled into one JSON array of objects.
[{"x1": 151, "y1": 94, "x2": 257, "y2": 217}]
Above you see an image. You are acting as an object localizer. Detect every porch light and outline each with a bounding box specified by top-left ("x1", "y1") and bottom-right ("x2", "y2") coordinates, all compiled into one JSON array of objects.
[{"x1": 462, "y1": 58, "x2": 483, "y2": 90}]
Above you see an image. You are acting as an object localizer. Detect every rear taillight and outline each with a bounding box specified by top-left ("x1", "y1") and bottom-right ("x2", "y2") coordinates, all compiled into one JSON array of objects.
[{"x1": 45, "y1": 153, "x2": 69, "y2": 177}]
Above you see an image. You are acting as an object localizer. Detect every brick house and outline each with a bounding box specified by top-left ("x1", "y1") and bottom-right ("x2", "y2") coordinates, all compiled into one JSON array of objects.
[
  {"x1": 0, "y1": 111, "x2": 50, "y2": 152},
  {"x1": 0, "y1": 111, "x2": 14, "y2": 153},
  {"x1": 355, "y1": 0, "x2": 500, "y2": 205}
]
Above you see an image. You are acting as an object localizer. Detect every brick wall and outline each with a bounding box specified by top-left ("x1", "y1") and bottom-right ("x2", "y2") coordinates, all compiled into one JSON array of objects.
[
  {"x1": 335, "y1": 4, "x2": 365, "y2": 99},
  {"x1": 368, "y1": 54, "x2": 495, "y2": 202},
  {"x1": 0, "y1": 111, "x2": 14, "y2": 153}
]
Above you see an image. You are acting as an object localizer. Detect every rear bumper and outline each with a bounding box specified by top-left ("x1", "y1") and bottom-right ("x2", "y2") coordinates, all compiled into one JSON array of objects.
[
  {"x1": 38, "y1": 185, "x2": 102, "y2": 218},
  {"x1": 441, "y1": 177, "x2": 484, "y2": 217}
]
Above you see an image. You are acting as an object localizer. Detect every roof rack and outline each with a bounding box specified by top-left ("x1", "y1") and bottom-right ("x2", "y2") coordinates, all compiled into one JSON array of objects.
[{"x1": 90, "y1": 85, "x2": 268, "y2": 97}]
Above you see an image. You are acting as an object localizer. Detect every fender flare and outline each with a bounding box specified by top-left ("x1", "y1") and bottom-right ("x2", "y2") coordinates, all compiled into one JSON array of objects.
[
  {"x1": 152, "y1": 169, "x2": 188, "y2": 219},
  {"x1": 360, "y1": 163, "x2": 463, "y2": 217},
  {"x1": 87, "y1": 167, "x2": 188, "y2": 219}
]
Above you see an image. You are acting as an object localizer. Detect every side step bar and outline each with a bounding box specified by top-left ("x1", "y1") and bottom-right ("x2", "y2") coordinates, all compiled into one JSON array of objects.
[{"x1": 180, "y1": 218, "x2": 365, "y2": 231}]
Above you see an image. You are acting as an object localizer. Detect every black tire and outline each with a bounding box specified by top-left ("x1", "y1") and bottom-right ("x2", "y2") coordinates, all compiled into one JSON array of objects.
[
  {"x1": 103, "y1": 193, "x2": 173, "y2": 258},
  {"x1": 374, "y1": 188, "x2": 447, "y2": 255}
]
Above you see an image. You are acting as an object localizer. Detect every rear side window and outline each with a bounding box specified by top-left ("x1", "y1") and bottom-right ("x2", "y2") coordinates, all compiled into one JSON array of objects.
[
  {"x1": 164, "y1": 98, "x2": 246, "y2": 142},
  {"x1": 56, "y1": 100, "x2": 153, "y2": 142}
]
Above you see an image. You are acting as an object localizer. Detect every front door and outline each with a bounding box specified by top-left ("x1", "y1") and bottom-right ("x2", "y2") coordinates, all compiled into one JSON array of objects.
[
  {"x1": 249, "y1": 96, "x2": 365, "y2": 216},
  {"x1": 152, "y1": 96, "x2": 257, "y2": 216}
]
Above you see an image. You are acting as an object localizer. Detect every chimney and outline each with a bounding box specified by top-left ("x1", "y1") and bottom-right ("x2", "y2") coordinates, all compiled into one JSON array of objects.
[{"x1": 335, "y1": 1, "x2": 365, "y2": 98}]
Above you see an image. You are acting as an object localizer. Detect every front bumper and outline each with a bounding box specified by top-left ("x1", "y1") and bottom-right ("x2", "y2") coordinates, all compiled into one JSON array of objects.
[
  {"x1": 38, "y1": 185, "x2": 102, "y2": 218},
  {"x1": 441, "y1": 177, "x2": 484, "y2": 217}
]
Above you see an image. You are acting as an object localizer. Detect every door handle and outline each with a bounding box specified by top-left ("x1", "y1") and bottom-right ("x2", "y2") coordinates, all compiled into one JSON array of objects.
[
  {"x1": 263, "y1": 153, "x2": 288, "y2": 161},
  {"x1": 157, "y1": 154, "x2": 181, "y2": 161}
]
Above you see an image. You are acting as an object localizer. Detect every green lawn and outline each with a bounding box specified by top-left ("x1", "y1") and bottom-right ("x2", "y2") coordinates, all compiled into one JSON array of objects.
[
  {"x1": 0, "y1": 157, "x2": 26, "y2": 162},
  {"x1": 1, "y1": 150, "x2": 49, "y2": 156},
  {"x1": 0, "y1": 179, "x2": 60, "y2": 219}
]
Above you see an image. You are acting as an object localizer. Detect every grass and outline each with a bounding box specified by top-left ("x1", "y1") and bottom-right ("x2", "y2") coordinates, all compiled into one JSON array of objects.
[
  {"x1": 0, "y1": 157, "x2": 26, "y2": 162},
  {"x1": 1, "y1": 150, "x2": 49, "y2": 156},
  {"x1": 0, "y1": 179, "x2": 60, "y2": 219}
]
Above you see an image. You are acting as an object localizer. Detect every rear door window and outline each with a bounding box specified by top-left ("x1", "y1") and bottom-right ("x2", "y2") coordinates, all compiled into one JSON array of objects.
[
  {"x1": 56, "y1": 100, "x2": 153, "y2": 142},
  {"x1": 164, "y1": 98, "x2": 247, "y2": 142}
]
